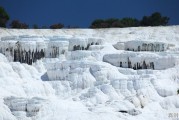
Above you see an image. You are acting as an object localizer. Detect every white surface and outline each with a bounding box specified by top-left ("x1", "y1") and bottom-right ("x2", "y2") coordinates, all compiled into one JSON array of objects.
[{"x1": 0, "y1": 26, "x2": 179, "y2": 120}]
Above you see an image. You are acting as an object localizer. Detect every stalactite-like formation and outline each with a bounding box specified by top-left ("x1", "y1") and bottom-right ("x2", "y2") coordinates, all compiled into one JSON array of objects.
[
  {"x1": 110, "y1": 41, "x2": 168, "y2": 70},
  {"x1": 12, "y1": 42, "x2": 45, "y2": 65},
  {"x1": 119, "y1": 59, "x2": 155, "y2": 70},
  {"x1": 0, "y1": 41, "x2": 45, "y2": 65},
  {"x1": 125, "y1": 41, "x2": 168, "y2": 52},
  {"x1": 73, "y1": 42, "x2": 100, "y2": 51},
  {"x1": 128, "y1": 58, "x2": 132, "y2": 68},
  {"x1": 120, "y1": 62, "x2": 122, "y2": 67},
  {"x1": 0, "y1": 35, "x2": 70, "y2": 65},
  {"x1": 45, "y1": 41, "x2": 68, "y2": 58},
  {"x1": 49, "y1": 46, "x2": 60, "y2": 58}
]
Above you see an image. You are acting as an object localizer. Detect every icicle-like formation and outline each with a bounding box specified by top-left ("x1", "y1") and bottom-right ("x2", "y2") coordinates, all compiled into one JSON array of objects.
[
  {"x1": 0, "y1": 35, "x2": 71, "y2": 64},
  {"x1": 2, "y1": 41, "x2": 46, "y2": 65},
  {"x1": 45, "y1": 40, "x2": 69, "y2": 58},
  {"x1": 68, "y1": 37, "x2": 103, "y2": 51},
  {"x1": 124, "y1": 40, "x2": 171, "y2": 52},
  {"x1": 103, "y1": 52, "x2": 179, "y2": 70}
]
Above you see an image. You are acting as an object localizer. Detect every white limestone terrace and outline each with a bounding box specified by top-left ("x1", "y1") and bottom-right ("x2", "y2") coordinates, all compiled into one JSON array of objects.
[
  {"x1": 0, "y1": 35, "x2": 68, "y2": 64},
  {"x1": 68, "y1": 37, "x2": 104, "y2": 51},
  {"x1": 0, "y1": 26, "x2": 179, "y2": 120},
  {"x1": 45, "y1": 40, "x2": 69, "y2": 58},
  {"x1": 0, "y1": 36, "x2": 47, "y2": 64},
  {"x1": 3, "y1": 96, "x2": 48, "y2": 118},
  {"x1": 103, "y1": 52, "x2": 179, "y2": 70},
  {"x1": 0, "y1": 35, "x2": 105, "y2": 64},
  {"x1": 124, "y1": 40, "x2": 170, "y2": 51}
]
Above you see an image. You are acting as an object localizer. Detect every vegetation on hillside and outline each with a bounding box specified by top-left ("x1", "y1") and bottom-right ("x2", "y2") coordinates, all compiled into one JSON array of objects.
[
  {"x1": 90, "y1": 12, "x2": 169, "y2": 28},
  {"x1": 0, "y1": 6, "x2": 10, "y2": 27},
  {"x1": 0, "y1": 6, "x2": 170, "y2": 29},
  {"x1": 10, "y1": 20, "x2": 29, "y2": 29}
]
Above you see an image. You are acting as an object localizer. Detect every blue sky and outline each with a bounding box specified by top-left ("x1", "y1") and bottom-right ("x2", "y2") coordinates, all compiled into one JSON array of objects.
[{"x1": 0, "y1": 0, "x2": 179, "y2": 27}]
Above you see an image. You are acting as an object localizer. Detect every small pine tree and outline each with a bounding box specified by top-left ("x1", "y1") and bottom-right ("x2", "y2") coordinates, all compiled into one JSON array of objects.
[
  {"x1": 140, "y1": 12, "x2": 169, "y2": 26},
  {"x1": 0, "y1": 6, "x2": 10, "y2": 27},
  {"x1": 10, "y1": 20, "x2": 29, "y2": 29}
]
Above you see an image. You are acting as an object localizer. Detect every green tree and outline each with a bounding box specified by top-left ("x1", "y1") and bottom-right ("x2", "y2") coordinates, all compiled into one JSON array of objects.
[
  {"x1": 50, "y1": 23, "x2": 64, "y2": 29},
  {"x1": 150, "y1": 12, "x2": 169, "y2": 26},
  {"x1": 10, "y1": 20, "x2": 29, "y2": 29},
  {"x1": 140, "y1": 16, "x2": 150, "y2": 26},
  {"x1": 140, "y1": 12, "x2": 169, "y2": 26},
  {"x1": 0, "y1": 6, "x2": 10, "y2": 27},
  {"x1": 90, "y1": 19, "x2": 105, "y2": 28},
  {"x1": 90, "y1": 12, "x2": 169, "y2": 28},
  {"x1": 111, "y1": 20, "x2": 124, "y2": 28},
  {"x1": 33, "y1": 24, "x2": 38, "y2": 29},
  {"x1": 121, "y1": 18, "x2": 140, "y2": 27},
  {"x1": 90, "y1": 18, "x2": 139, "y2": 28},
  {"x1": 105, "y1": 18, "x2": 119, "y2": 27}
]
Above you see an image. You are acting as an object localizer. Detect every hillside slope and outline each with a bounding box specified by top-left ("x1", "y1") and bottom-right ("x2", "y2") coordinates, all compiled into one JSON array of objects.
[{"x1": 0, "y1": 26, "x2": 179, "y2": 120}]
